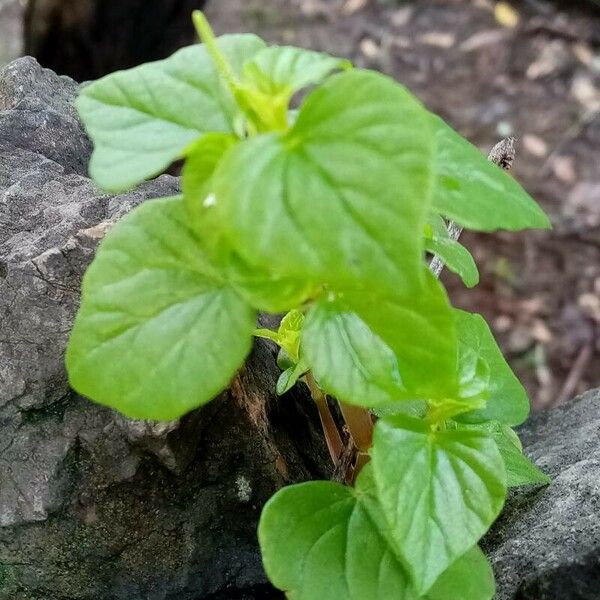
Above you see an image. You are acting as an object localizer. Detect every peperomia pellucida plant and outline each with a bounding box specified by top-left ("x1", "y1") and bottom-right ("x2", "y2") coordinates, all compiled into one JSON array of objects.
[{"x1": 66, "y1": 12, "x2": 552, "y2": 599}]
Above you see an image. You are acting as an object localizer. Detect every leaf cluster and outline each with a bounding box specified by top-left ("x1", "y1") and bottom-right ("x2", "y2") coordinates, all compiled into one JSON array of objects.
[{"x1": 67, "y1": 12, "x2": 551, "y2": 599}]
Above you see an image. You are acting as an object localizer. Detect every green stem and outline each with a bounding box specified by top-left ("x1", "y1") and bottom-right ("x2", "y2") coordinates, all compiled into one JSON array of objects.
[{"x1": 192, "y1": 11, "x2": 237, "y2": 90}]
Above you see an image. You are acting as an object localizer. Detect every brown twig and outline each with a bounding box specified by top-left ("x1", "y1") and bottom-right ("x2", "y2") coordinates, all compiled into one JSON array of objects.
[
  {"x1": 554, "y1": 341, "x2": 593, "y2": 406},
  {"x1": 304, "y1": 372, "x2": 343, "y2": 463}
]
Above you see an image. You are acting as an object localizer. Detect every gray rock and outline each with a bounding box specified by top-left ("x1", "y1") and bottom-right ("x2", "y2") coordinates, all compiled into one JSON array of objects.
[
  {"x1": 0, "y1": 57, "x2": 92, "y2": 175},
  {"x1": 485, "y1": 388, "x2": 600, "y2": 600},
  {"x1": 0, "y1": 57, "x2": 329, "y2": 598},
  {"x1": 0, "y1": 0, "x2": 23, "y2": 67}
]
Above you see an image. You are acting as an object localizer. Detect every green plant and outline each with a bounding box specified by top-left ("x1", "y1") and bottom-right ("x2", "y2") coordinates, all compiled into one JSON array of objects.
[{"x1": 66, "y1": 12, "x2": 551, "y2": 599}]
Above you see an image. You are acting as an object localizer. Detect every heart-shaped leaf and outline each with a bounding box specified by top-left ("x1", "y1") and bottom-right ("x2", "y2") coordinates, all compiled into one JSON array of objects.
[
  {"x1": 371, "y1": 415, "x2": 506, "y2": 594},
  {"x1": 259, "y1": 465, "x2": 496, "y2": 600},
  {"x1": 302, "y1": 298, "x2": 408, "y2": 407},
  {"x1": 66, "y1": 196, "x2": 256, "y2": 420},
  {"x1": 78, "y1": 34, "x2": 266, "y2": 191},
  {"x1": 214, "y1": 69, "x2": 435, "y2": 296},
  {"x1": 344, "y1": 270, "x2": 459, "y2": 399}
]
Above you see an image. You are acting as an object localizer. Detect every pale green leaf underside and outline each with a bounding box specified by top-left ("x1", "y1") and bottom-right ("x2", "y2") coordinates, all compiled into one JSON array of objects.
[
  {"x1": 468, "y1": 422, "x2": 550, "y2": 487},
  {"x1": 372, "y1": 415, "x2": 506, "y2": 594},
  {"x1": 426, "y1": 236, "x2": 479, "y2": 288},
  {"x1": 215, "y1": 69, "x2": 435, "y2": 296},
  {"x1": 454, "y1": 310, "x2": 530, "y2": 426},
  {"x1": 259, "y1": 466, "x2": 495, "y2": 600},
  {"x1": 302, "y1": 298, "x2": 409, "y2": 408},
  {"x1": 66, "y1": 196, "x2": 256, "y2": 420},
  {"x1": 431, "y1": 116, "x2": 551, "y2": 231},
  {"x1": 500, "y1": 440, "x2": 551, "y2": 487},
  {"x1": 78, "y1": 34, "x2": 266, "y2": 192},
  {"x1": 243, "y1": 45, "x2": 351, "y2": 94}
]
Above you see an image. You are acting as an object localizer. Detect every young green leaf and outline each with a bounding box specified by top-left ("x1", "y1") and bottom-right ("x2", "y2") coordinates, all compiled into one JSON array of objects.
[
  {"x1": 425, "y1": 236, "x2": 480, "y2": 288},
  {"x1": 276, "y1": 360, "x2": 309, "y2": 395},
  {"x1": 66, "y1": 196, "x2": 256, "y2": 420},
  {"x1": 425, "y1": 212, "x2": 451, "y2": 239},
  {"x1": 236, "y1": 46, "x2": 351, "y2": 131},
  {"x1": 214, "y1": 69, "x2": 435, "y2": 296},
  {"x1": 345, "y1": 270, "x2": 459, "y2": 400},
  {"x1": 78, "y1": 34, "x2": 266, "y2": 192},
  {"x1": 371, "y1": 414, "x2": 506, "y2": 594},
  {"x1": 242, "y1": 46, "x2": 351, "y2": 95},
  {"x1": 497, "y1": 432, "x2": 551, "y2": 487},
  {"x1": 301, "y1": 297, "x2": 409, "y2": 407},
  {"x1": 255, "y1": 309, "x2": 304, "y2": 360},
  {"x1": 431, "y1": 116, "x2": 551, "y2": 231},
  {"x1": 183, "y1": 132, "x2": 238, "y2": 259},
  {"x1": 465, "y1": 422, "x2": 551, "y2": 487},
  {"x1": 454, "y1": 310, "x2": 530, "y2": 426},
  {"x1": 259, "y1": 476, "x2": 417, "y2": 600},
  {"x1": 259, "y1": 465, "x2": 496, "y2": 600},
  {"x1": 183, "y1": 133, "x2": 238, "y2": 225}
]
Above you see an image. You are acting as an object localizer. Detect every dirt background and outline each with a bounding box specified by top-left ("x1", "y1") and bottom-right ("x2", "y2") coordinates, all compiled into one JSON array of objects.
[
  {"x1": 1, "y1": 0, "x2": 599, "y2": 411},
  {"x1": 204, "y1": 0, "x2": 600, "y2": 411}
]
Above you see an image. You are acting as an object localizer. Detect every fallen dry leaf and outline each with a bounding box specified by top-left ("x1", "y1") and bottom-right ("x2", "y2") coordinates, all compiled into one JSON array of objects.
[
  {"x1": 526, "y1": 40, "x2": 570, "y2": 80},
  {"x1": 579, "y1": 293, "x2": 600, "y2": 323},
  {"x1": 522, "y1": 134, "x2": 548, "y2": 157},
  {"x1": 390, "y1": 6, "x2": 413, "y2": 28},
  {"x1": 551, "y1": 155, "x2": 577, "y2": 185},
  {"x1": 419, "y1": 31, "x2": 456, "y2": 48},
  {"x1": 573, "y1": 43, "x2": 594, "y2": 67},
  {"x1": 359, "y1": 37, "x2": 380, "y2": 59},
  {"x1": 460, "y1": 29, "x2": 508, "y2": 52},
  {"x1": 571, "y1": 75, "x2": 600, "y2": 112},
  {"x1": 494, "y1": 2, "x2": 520, "y2": 29},
  {"x1": 494, "y1": 314, "x2": 513, "y2": 333},
  {"x1": 530, "y1": 319, "x2": 553, "y2": 344},
  {"x1": 342, "y1": 0, "x2": 368, "y2": 15}
]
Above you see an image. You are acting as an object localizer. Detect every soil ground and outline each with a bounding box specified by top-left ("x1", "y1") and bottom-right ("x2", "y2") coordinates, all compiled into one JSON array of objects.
[{"x1": 206, "y1": 0, "x2": 600, "y2": 411}]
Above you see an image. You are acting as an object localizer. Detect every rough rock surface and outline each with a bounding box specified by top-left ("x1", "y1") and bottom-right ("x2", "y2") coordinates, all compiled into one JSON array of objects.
[
  {"x1": 0, "y1": 57, "x2": 329, "y2": 599},
  {"x1": 485, "y1": 388, "x2": 600, "y2": 600}
]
